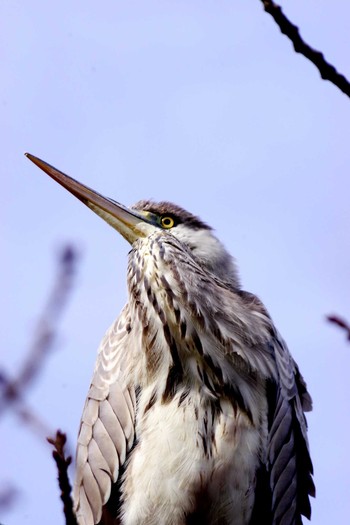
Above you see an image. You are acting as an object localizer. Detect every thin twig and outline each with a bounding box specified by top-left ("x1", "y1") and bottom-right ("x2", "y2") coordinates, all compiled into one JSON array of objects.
[
  {"x1": 47, "y1": 430, "x2": 78, "y2": 525},
  {"x1": 327, "y1": 314, "x2": 350, "y2": 341},
  {"x1": 260, "y1": 0, "x2": 350, "y2": 98},
  {"x1": 0, "y1": 485, "x2": 19, "y2": 513}
]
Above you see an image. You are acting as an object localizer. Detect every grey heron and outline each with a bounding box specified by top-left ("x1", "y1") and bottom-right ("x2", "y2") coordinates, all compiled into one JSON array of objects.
[{"x1": 26, "y1": 153, "x2": 314, "y2": 525}]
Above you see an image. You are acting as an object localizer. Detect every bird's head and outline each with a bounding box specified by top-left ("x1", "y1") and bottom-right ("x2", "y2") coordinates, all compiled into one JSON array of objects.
[
  {"x1": 131, "y1": 200, "x2": 239, "y2": 286},
  {"x1": 25, "y1": 154, "x2": 239, "y2": 287}
]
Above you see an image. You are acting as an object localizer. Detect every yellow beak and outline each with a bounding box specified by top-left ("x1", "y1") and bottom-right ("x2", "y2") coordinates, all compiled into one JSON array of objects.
[{"x1": 25, "y1": 153, "x2": 155, "y2": 244}]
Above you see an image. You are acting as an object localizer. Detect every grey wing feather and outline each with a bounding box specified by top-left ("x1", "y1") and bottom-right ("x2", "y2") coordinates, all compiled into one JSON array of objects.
[
  {"x1": 266, "y1": 333, "x2": 315, "y2": 525},
  {"x1": 74, "y1": 305, "x2": 136, "y2": 525}
]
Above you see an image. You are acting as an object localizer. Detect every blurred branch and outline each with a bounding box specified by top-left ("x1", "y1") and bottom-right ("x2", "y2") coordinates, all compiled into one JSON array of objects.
[
  {"x1": 0, "y1": 245, "x2": 80, "y2": 437},
  {"x1": 0, "y1": 245, "x2": 79, "y2": 521},
  {"x1": 0, "y1": 484, "x2": 19, "y2": 514},
  {"x1": 327, "y1": 314, "x2": 350, "y2": 341},
  {"x1": 0, "y1": 375, "x2": 52, "y2": 438},
  {"x1": 48, "y1": 431, "x2": 78, "y2": 525},
  {"x1": 260, "y1": 0, "x2": 350, "y2": 98}
]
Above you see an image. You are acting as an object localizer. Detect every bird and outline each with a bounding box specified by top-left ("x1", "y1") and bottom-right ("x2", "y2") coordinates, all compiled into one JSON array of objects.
[{"x1": 26, "y1": 153, "x2": 315, "y2": 525}]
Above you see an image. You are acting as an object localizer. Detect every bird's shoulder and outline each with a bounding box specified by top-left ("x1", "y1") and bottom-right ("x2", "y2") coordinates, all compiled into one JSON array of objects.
[{"x1": 237, "y1": 289, "x2": 312, "y2": 407}]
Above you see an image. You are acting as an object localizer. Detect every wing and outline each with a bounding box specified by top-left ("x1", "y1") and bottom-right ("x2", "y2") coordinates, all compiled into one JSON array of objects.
[
  {"x1": 264, "y1": 331, "x2": 315, "y2": 525},
  {"x1": 238, "y1": 292, "x2": 315, "y2": 525},
  {"x1": 73, "y1": 305, "x2": 136, "y2": 525}
]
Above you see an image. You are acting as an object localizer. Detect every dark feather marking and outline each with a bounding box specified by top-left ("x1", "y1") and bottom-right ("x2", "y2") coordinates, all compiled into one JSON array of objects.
[
  {"x1": 160, "y1": 275, "x2": 174, "y2": 297},
  {"x1": 149, "y1": 291, "x2": 166, "y2": 323},
  {"x1": 162, "y1": 324, "x2": 183, "y2": 402},
  {"x1": 178, "y1": 389, "x2": 190, "y2": 407},
  {"x1": 160, "y1": 275, "x2": 175, "y2": 310},
  {"x1": 203, "y1": 413, "x2": 208, "y2": 434},
  {"x1": 131, "y1": 283, "x2": 141, "y2": 302},
  {"x1": 196, "y1": 363, "x2": 204, "y2": 382},
  {"x1": 192, "y1": 331, "x2": 203, "y2": 355},
  {"x1": 162, "y1": 365, "x2": 183, "y2": 403},
  {"x1": 174, "y1": 306, "x2": 181, "y2": 324},
  {"x1": 208, "y1": 319, "x2": 226, "y2": 346},
  {"x1": 211, "y1": 399, "x2": 222, "y2": 422},
  {"x1": 202, "y1": 371, "x2": 214, "y2": 393},
  {"x1": 158, "y1": 306, "x2": 166, "y2": 325},
  {"x1": 199, "y1": 432, "x2": 208, "y2": 457},
  {"x1": 180, "y1": 320, "x2": 187, "y2": 338},
  {"x1": 146, "y1": 287, "x2": 153, "y2": 302},
  {"x1": 163, "y1": 325, "x2": 182, "y2": 368},
  {"x1": 143, "y1": 275, "x2": 153, "y2": 303},
  {"x1": 144, "y1": 389, "x2": 157, "y2": 414},
  {"x1": 134, "y1": 385, "x2": 142, "y2": 402},
  {"x1": 203, "y1": 353, "x2": 223, "y2": 383},
  {"x1": 151, "y1": 293, "x2": 159, "y2": 312}
]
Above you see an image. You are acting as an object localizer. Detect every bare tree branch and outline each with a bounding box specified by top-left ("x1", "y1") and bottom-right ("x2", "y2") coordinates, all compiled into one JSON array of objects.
[
  {"x1": 0, "y1": 245, "x2": 79, "y2": 427},
  {"x1": 327, "y1": 314, "x2": 350, "y2": 341},
  {"x1": 260, "y1": 0, "x2": 350, "y2": 98},
  {"x1": 48, "y1": 431, "x2": 78, "y2": 525}
]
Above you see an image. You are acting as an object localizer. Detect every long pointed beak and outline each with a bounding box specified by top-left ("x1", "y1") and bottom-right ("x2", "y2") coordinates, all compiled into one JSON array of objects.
[{"x1": 25, "y1": 153, "x2": 155, "y2": 244}]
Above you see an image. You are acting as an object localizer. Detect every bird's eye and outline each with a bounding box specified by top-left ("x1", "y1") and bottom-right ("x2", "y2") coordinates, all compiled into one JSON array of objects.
[{"x1": 160, "y1": 216, "x2": 175, "y2": 229}]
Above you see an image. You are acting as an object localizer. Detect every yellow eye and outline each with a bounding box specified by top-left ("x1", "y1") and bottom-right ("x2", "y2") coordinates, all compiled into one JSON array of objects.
[{"x1": 160, "y1": 216, "x2": 175, "y2": 229}]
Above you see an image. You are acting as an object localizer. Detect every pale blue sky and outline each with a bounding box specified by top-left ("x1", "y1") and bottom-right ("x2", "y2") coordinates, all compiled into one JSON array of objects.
[{"x1": 2, "y1": 1, "x2": 350, "y2": 524}]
